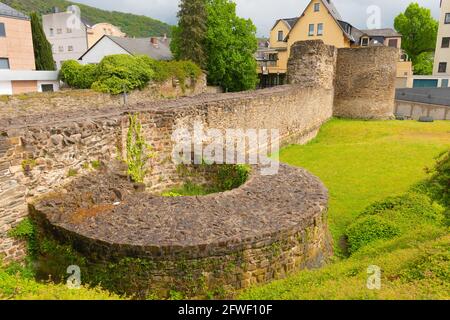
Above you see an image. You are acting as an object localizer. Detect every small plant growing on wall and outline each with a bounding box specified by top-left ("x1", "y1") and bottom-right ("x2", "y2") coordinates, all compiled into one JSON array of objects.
[{"x1": 126, "y1": 114, "x2": 155, "y2": 183}]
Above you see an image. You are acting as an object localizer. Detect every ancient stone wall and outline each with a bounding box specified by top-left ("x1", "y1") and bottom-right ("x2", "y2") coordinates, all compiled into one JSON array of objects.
[
  {"x1": 287, "y1": 40, "x2": 337, "y2": 90},
  {"x1": 334, "y1": 46, "x2": 398, "y2": 119},
  {"x1": 0, "y1": 84, "x2": 334, "y2": 260}
]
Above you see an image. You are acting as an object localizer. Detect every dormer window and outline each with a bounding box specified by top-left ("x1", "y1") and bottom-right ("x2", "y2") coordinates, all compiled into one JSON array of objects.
[
  {"x1": 361, "y1": 37, "x2": 369, "y2": 46},
  {"x1": 314, "y1": 3, "x2": 320, "y2": 12},
  {"x1": 278, "y1": 30, "x2": 284, "y2": 41}
]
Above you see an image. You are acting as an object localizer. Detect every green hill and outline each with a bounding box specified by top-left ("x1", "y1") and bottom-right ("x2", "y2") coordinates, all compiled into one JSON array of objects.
[{"x1": 3, "y1": 0, "x2": 172, "y2": 37}]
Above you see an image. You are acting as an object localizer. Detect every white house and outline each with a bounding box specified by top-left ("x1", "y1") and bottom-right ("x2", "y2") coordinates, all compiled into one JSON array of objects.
[{"x1": 79, "y1": 35, "x2": 172, "y2": 64}]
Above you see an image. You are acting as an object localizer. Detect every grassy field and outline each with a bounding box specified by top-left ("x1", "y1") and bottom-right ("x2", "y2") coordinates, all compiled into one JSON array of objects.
[
  {"x1": 278, "y1": 119, "x2": 450, "y2": 248},
  {"x1": 240, "y1": 119, "x2": 450, "y2": 300},
  {"x1": 1, "y1": 119, "x2": 449, "y2": 300}
]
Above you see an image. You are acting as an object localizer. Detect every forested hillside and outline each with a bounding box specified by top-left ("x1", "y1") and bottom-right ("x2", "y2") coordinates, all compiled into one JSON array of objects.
[{"x1": 3, "y1": 0, "x2": 172, "y2": 37}]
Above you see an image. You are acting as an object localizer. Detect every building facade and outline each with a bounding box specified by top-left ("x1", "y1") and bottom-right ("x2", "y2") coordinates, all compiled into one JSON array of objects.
[
  {"x1": 42, "y1": 6, "x2": 90, "y2": 69},
  {"x1": 433, "y1": 0, "x2": 450, "y2": 76},
  {"x1": 0, "y1": 2, "x2": 59, "y2": 95},
  {"x1": 87, "y1": 23, "x2": 126, "y2": 47},
  {"x1": 258, "y1": 0, "x2": 412, "y2": 88},
  {"x1": 43, "y1": 6, "x2": 126, "y2": 69}
]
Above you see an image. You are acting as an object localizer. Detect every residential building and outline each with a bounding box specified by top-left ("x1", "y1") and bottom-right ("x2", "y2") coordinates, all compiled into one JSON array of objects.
[
  {"x1": 43, "y1": 6, "x2": 126, "y2": 69},
  {"x1": 433, "y1": 0, "x2": 450, "y2": 76},
  {"x1": 258, "y1": 0, "x2": 412, "y2": 88},
  {"x1": 0, "y1": 2, "x2": 59, "y2": 95},
  {"x1": 79, "y1": 35, "x2": 172, "y2": 64},
  {"x1": 88, "y1": 22, "x2": 126, "y2": 47}
]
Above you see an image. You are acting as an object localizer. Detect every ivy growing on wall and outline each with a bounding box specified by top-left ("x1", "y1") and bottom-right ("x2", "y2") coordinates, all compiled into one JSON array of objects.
[{"x1": 126, "y1": 114, "x2": 154, "y2": 183}]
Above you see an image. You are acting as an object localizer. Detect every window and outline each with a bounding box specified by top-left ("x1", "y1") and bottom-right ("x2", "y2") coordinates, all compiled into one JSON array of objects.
[
  {"x1": 308, "y1": 24, "x2": 315, "y2": 36},
  {"x1": 441, "y1": 79, "x2": 449, "y2": 88},
  {"x1": 278, "y1": 30, "x2": 284, "y2": 41},
  {"x1": 57, "y1": 28, "x2": 62, "y2": 34},
  {"x1": 67, "y1": 28, "x2": 72, "y2": 33},
  {"x1": 317, "y1": 23, "x2": 323, "y2": 36},
  {"x1": 68, "y1": 45, "x2": 74, "y2": 52},
  {"x1": 58, "y1": 46, "x2": 64, "y2": 52},
  {"x1": 388, "y1": 39, "x2": 398, "y2": 48},
  {"x1": 0, "y1": 23, "x2": 5, "y2": 37},
  {"x1": 361, "y1": 37, "x2": 369, "y2": 46},
  {"x1": 0, "y1": 58, "x2": 10, "y2": 69},
  {"x1": 49, "y1": 28, "x2": 54, "y2": 36},
  {"x1": 41, "y1": 84, "x2": 54, "y2": 92},
  {"x1": 314, "y1": 3, "x2": 320, "y2": 12},
  {"x1": 442, "y1": 37, "x2": 450, "y2": 48},
  {"x1": 446, "y1": 13, "x2": 450, "y2": 24},
  {"x1": 438, "y1": 62, "x2": 447, "y2": 73}
]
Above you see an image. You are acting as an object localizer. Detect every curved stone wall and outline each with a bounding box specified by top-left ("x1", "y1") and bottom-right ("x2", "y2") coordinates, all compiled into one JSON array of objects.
[
  {"x1": 334, "y1": 46, "x2": 398, "y2": 119},
  {"x1": 29, "y1": 163, "x2": 332, "y2": 298}
]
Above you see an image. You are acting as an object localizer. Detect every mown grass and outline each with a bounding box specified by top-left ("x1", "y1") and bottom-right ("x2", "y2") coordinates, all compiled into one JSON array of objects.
[
  {"x1": 278, "y1": 119, "x2": 450, "y2": 247},
  {"x1": 239, "y1": 119, "x2": 450, "y2": 300},
  {"x1": 0, "y1": 262, "x2": 122, "y2": 300}
]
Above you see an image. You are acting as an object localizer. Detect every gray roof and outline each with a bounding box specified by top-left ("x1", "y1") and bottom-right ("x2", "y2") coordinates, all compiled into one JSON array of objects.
[
  {"x1": 271, "y1": 17, "x2": 299, "y2": 31},
  {"x1": 0, "y1": 2, "x2": 29, "y2": 20},
  {"x1": 101, "y1": 36, "x2": 172, "y2": 61},
  {"x1": 322, "y1": 0, "x2": 342, "y2": 21},
  {"x1": 396, "y1": 88, "x2": 450, "y2": 107},
  {"x1": 360, "y1": 28, "x2": 401, "y2": 38}
]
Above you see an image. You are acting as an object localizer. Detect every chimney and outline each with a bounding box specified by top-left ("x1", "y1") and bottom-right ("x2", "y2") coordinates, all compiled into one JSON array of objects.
[
  {"x1": 163, "y1": 33, "x2": 167, "y2": 42},
  {"x1": 150, "y1": 37, "x2": 159, "y2": 48}
]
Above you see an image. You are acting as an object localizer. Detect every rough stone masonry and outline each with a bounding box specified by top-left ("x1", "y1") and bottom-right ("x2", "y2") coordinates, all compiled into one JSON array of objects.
[{"x1": 0, "y1": 40, "x2": 398, "y2": 263}]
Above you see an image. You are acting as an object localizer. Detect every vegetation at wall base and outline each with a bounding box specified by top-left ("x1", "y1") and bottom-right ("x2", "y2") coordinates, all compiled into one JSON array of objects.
[
  {"x1": 59, "y1": 55, "x2": 202, "y2": 94},
  {"x1": 1, "y1": 120, "x2": 449, "y2": 300},
  {"x1": 30, "y1": 12, "x2": 56, "y2": 71},
  {"x1": 4, "y1": 0, "x2": 171, "y2": 38}
]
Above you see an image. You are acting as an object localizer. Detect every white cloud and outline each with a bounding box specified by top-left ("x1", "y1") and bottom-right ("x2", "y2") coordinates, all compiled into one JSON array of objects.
[{"x1": 74, "y1": 0, "x2": 440, "y2": 36}]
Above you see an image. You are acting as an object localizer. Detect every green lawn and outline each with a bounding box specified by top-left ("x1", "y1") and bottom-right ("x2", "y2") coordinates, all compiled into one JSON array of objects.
[
  {"x1": 240, "y1": 119, "x2": 450, "y2": 300},
  {"x1": 278, "y1": 119, "x2": 450, "y2": 248}
]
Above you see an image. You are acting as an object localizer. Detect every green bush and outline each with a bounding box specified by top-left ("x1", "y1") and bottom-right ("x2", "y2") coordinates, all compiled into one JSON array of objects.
[
  {"x1": 139, "y1": 57, "x2": 202, "y2": 85},
  {"x1": 91, "y1": 55, "x2": 154, "y2": 94},
  {"x1": 60, "y1": 60, "x2": 96, "y2": 89},
  {"x1": 59, "y1": 55, "x2": 202, "y2": 95},
  {"x1": 346, "y1": 216, "x2": 400, "y2": 253}
]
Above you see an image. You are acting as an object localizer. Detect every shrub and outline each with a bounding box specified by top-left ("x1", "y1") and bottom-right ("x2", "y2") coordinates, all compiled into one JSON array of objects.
[
  {"x1": 346, "y1": 216, "x2": 400, "y2": 253},
  {"x1": 60, "y1": 60, "x2": 96, "y2": 89},
  {"x1": 91, "y1": 55, "x2": 154, "y2": 94},
  {"x1": 361, "y1": 192, "x2": 445, "y2": 224},
  {"x1": 139, "y1": 57, "x2": 202, "y2": 85}
]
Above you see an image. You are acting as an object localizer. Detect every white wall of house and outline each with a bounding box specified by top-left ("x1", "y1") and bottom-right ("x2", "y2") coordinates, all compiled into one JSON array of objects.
[
  {"x1": 79, "y1": 36, "x2": 130, "y2": 64},
  {"x1": 43, "y1": 11, "x2": 89, "y2": 69},
  {"x1": 37, "y1": 80, "x2": 61, "y2": 92},
  {"x1": 0, "y1": 81, "x2": 13, "y2": 95},
  {"x1": 434, "y1": 0, "x2": 450, "y2": 75}
]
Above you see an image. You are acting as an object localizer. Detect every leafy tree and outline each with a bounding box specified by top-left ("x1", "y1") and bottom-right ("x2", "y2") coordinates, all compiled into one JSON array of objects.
[
  {"x1": 394, "y1": 3, "x2": 438, "y2": 73},
  {"x1": 171, "y1": 0, "x2": 207, "y2": 68},
  {"x1": 413, "y1": 52, "x2": 434, "y2": 75},
  {"x1": 30, "y1": 12, "x2": 55, "y2": 70},
  {"x1": 205, "y1": 0, "x2": 258, "y2": 92}
]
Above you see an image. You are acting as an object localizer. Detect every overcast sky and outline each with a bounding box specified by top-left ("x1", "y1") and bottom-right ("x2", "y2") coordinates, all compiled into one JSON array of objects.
[{"x1": 74, "y1": 0, "x2": 440, "y2": 36}]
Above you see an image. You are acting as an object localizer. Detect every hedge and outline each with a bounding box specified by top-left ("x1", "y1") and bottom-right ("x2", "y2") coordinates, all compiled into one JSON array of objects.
[{"x1": 59, "y1": 55, "x2": 202, "y2": 95}]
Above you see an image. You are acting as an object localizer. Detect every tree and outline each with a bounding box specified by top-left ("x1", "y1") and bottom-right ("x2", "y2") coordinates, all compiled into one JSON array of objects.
[
  {"x1": 394, "y1": 3, "x2": 438, "y2": 74},
  {"x1": 30, "y1": 12, "x2": 55, "y2": 70},
  {"x1": 205, "y1": 0, "x2": 258, "y2": 92},
  {"x1": 413, "y1": 52, "x2": 434, "y2": 75},
  {"x1": 170, "y1": 0, "x2": 208, "y2": 68}
]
